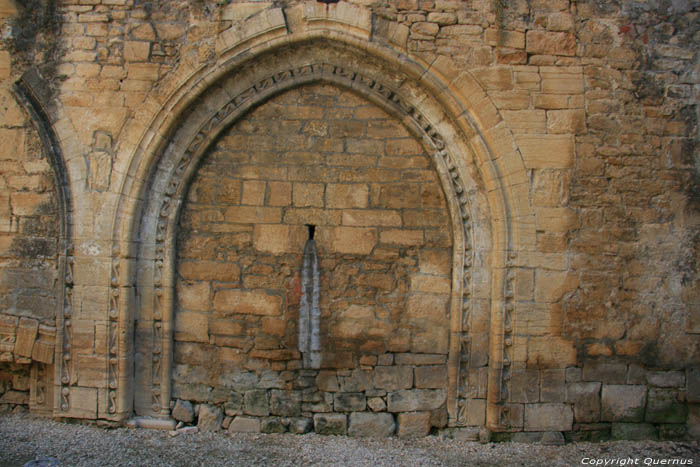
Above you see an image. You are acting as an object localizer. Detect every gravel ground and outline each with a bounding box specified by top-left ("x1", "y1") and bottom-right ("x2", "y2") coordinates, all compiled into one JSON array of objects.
[{"x1": 1, "y1": 414, "x2": 699, "y2": 467}]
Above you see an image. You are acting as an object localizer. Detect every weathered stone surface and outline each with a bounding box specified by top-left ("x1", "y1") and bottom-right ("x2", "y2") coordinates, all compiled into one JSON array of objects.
[
  {"x1": 373, "y1": 366, "x2": 413, "y2": 390},
  {"x1": 270, "y1": 390, "x2": 301, "y2": 417},
  {"x1": 397, "y1": 411, "x2": 431, "y2": 438},
  {"x1": 566, "y1": 382, "x2": 601, "y2": 423},
  {"x1": 244, "y1": 390, "x2": 269, "y2": 416},
  {"x1": 261, "y1": 417, "x2": 286, "y2": 433},
  {"x1": 368, "y1": 397, "x2": 386, "y2": 412},
  {"x1": 288, "y1": 417, "x2": 313, "y2": 434},
  {"x1": 688, "y1": 369, "x2": 700, "y2": 403},
  {"x1": 601, "y1": 385, "x2": 647, "y2": 422},
  {"x1": 348, "y1": 412, "x2": 395, "y2": 437},
  {"x1": 314, "y1": 413, "x2": 347, "y2": 435},
  {"x1": 645, "y1": 389, "x2": 688, "y2": 424},
  {"x1": 172, "y1": 399, "x2": 195, "y2": 423},
  {"x1": 583, "y1": 363, "x2": 628, "y2": 385},
  {"x1": 414, "y1": 366, "x2": 447, "y2": 389},
  {"x1": 14, "y1": 318, "x2": 38, "y2": 358},
  {"x1": 524, "y1": 403, "x2": 573, "y2": 432},
  {"x1": 228, "y1": 416, "x2": 261, "y2": 433},
  {"x1": 334, "y1": 393, "x2": 366, "y2": 412},
  {"x1": 611, "y1": 423, "x2": 658, "y2": 441},
  {"x1": 387, "y1": 390, "x2": 446, "y2": 413},
  {"x1": 197, "y1": 404, "x2": 223, "y2": 432},
  {"x1": 646, "y1": 371, "x2": 685, "y2": 388}
]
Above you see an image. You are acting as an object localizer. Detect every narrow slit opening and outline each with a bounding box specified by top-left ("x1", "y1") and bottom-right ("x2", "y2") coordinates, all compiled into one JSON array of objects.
[{"x1": 306, "y1": 224, "x2": 316, "y2": 240}]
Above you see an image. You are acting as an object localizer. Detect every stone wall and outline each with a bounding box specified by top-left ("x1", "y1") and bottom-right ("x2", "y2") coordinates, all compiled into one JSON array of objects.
[
  {"x1": 0, "y1": 0, "x2": 696, "y2": 440},
  {"x1": 169, "y1": 83, "x2": 453, "y2": 436},
  {"x1": 0, "y1": 74, "x2": 59, "y2": 412}
]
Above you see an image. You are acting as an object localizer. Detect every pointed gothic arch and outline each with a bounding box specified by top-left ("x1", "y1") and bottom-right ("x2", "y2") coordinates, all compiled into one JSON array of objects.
[{"x1": 108, "y1": 8, "x2": 529, "y2": 432}]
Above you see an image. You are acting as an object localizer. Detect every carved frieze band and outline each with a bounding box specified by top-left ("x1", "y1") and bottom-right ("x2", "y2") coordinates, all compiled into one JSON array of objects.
[
  {"x1": 108, "y1": 246, "x2": 120, "y2": 414},
  {"x1": 59, "y1": 245, "x2": 74, "y2": 411},
  {"x1": 500, "y1": 253, "x2": 516, "y2": 428},
  {"x1": 150, "y1": 62, "x2": 488, "y2": 422}
]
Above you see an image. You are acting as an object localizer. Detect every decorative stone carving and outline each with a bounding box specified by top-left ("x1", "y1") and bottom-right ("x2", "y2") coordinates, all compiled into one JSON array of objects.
[{"x1": 84, "y1": 131, "x2": 113, "y2": 192}]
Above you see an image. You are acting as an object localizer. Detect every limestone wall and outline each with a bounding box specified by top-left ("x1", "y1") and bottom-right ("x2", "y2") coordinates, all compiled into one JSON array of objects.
[{"x1": 0, "y1": 0, "x2": 697, "y2": 440}]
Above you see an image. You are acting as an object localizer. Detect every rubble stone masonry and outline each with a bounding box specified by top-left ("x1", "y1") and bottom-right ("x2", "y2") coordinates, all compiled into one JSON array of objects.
[{"x1": 0, "y1": 0, "x2": 697, "y2": 441}]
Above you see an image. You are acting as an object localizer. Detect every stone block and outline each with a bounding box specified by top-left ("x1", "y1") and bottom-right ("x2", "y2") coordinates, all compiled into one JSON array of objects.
[
  {"x1": 174, "y1": 311, "x2": 208, "y2": 343},
  {"x1": 261, "y1": 417, "x2": 286, "y2": 433},
  {"x1": 485, "y1": 29, "x2": 525, "y2": 48},
  {"x1": 14, "y1": 318, "x2": 38, "y2": 358},
  {"x1": 228, "y1": 416, "x2": 261, "y2": 433},
  {"x1": 547, "y1": 109, "x2": 586, "y2": 134},
  {"x1": 646, "y1": 371, "x2": 685, "y2": 388},
  {"x1": 541, "y1": 369, "x2": 566, "y2": 402},
  {"x1": 583, "y1": 362, "x2": 627, "y2": 384},
  {"x1": 511, "y1": 369, "x2": 540, "y2": 403},
  {"x1": 334, "y1": 392, "x2": 366, "y2": 412},
  {"x1": 601, "y1": 385, "x2": 647, "y2": 422},
  {"x1": 123, "y1": 41, "x2": 150, "y2": 61},
  {"x1": 243, "y1": 390, "x2": 269, "y2": 416},
  {"x1": 179, "y1": 261, "x2": 240, "y2": 282},
  {"x1": 172, "y1": 399, "x2": 195, "y2": 423},
  {"x1": 526, "y1": 31, "x2": 575, "y2": 56},
  {"x1": 394, "y1": 354, "x2": 445, "y2": 366},
  {"x1": 659, "y1": 424, "x2": 687, "y2": 440},
  {"x1": 524, "y1": 403, "x2": 573, "y2": 432},
  {"x1": 197, "y1": 404, "x2": 223, "y2": 432},
  {"x1": 348, "y1": 412, "x2": 395, "y2": 437},
  {"x1": 317, "y1": 227, "x2": 377, "y2": 255},
  {"x1": 413, "y1": 366, "x2": 447, "y2": 389},
  {"x1": 379, "y1": 229, "x2": 424, "y2": 246},
  {"x1": 611, "y1": 423, "x2": 658, "y2": 441},
  {"x1": 526, "y1": 337, "x2": 576, "y2": 368},
  {"x1": 368, "y1": 397, "x2": 386, "y2": 412},
  {"x1": 465, "y1": 399, "x2": 486, "y2": 426},
  {"x1": 213, "y1": 290, "x2": 282, "y2": 316},
  {"x1": 293, "y1": 182, "x2": 324, "y2": 207},
  {"x1": 288, "y1": 417, "x2": 313, "y2": 434},
  {"x1": 316, "y1": 371, "x2": 339, "y2": 392},
  {"x1": 409, "y1": 275, "x2": 451, "y2": 294},
  {"x1": 0, "y1": 390, "x2": 29, "y2": 405},
  {"x1": 31, "y1": 337, "x2": 55, "y2": 365},
  {"x1": 516, "y1": 135, "x2": 574, "y2": 169},
  {"x1": 65, "y1": 387, "x2": 97, "y2": 419},
  {"x1": 253, "y1": 224, "x2": 306, "y2": 255},
  {"x1": 431, "y1": 407, "x2": 448, "y2": 428},
  {"x1": 270, "y1": 390, "x2": 301, "y2": 417},
  {"x1": 314, "y1": 413, "x2": 347, "y2": 435},
  {"x1": 566, "y1": 382, "x2": 601, "y2": 423},
  {"x1": 472, "y1": 67, "x2": 513, "y2": 91},
  {"x1": 341, "y1": 210, "x2": 401, "y2": 227},
  {"x1": 387, "y1": 389, "x2": 446, "y2": 413},
  {"x1": 268, "y1": 181, "x2": 291, "y2": 206},
  {"x1": 688, "y1": 369, "x2": 700, "y2": 403},
  {"x1": 326, "y1": 184, "x2": 368, "y2": 209},
  {"x1": 373, "y1": 366, "x2": 413, "y2": 390},
  {"x1": 645, "y1": 389, "x2": 688, "y2": 424}
]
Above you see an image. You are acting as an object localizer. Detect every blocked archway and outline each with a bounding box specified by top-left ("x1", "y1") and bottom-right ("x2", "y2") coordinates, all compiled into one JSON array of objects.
[{"x1": 109, "y1": 5, "x2": 527, "y2": 432}]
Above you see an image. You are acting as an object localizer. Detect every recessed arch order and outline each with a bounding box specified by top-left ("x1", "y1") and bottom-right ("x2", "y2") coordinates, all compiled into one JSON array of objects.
[{"x1": 109, "y1": 15, "x2": 523, "y2": 433}]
